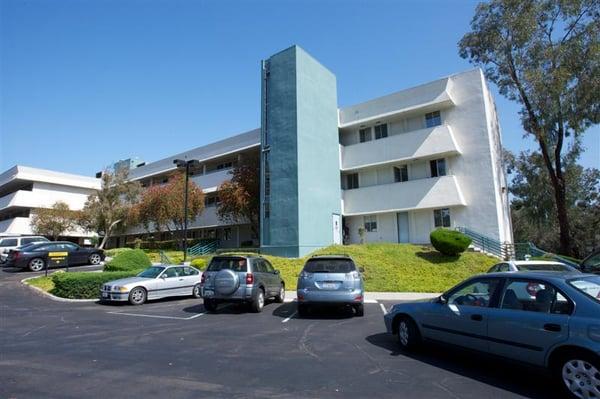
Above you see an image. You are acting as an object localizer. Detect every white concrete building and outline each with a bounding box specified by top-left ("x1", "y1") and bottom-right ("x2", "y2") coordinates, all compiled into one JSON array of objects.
[
  {"x1": 339, "y1": 69, "x2": 512, "y2": 245},
  {"x1": 0, "y1": 166, "x2": 101, "y2": 241}
]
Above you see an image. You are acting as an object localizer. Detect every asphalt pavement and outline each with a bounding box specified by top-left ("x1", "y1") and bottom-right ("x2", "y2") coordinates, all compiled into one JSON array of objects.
[{"x1": 0, "y1": 266, "x2": 561, "y2": 399}]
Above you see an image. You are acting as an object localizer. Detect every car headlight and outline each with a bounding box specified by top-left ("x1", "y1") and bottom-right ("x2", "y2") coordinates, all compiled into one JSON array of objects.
[
  {"x1": 112, "y1": 286, "x2": 129, "y2": 292},
  {"x1": 588, "y1": 325, "x2": 600, "y2": 342}
]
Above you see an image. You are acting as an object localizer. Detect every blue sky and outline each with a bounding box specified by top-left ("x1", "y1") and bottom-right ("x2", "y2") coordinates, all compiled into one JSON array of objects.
[{"x1": 1, "y1": 0, "x2": 598, "y2": 176}]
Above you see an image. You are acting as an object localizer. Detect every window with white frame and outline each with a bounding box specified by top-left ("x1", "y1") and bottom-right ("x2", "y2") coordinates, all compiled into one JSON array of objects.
[
  {"x1": 425, "y1": 111, "x2": 442, "y2": 128},
  {"x1": 374, "y1": 124, "x2": 388, "y2": 140},
  {"x1": 429, "y1": 158, "x2": 447, "y2": 177},
  {"x1": 359, "y1": 127, "x2": 372, "y2": 143},
  {"x1": 364, "y1": 215, "x2": 377, "y2": 232},
  {"x1": 346, "y1": 173, "x2": 359, "y2": 190},
  {"x1": 434, "y1": 208, "x2": 451, "y2": 228},
  {"x1": 394, "y1": 165, "x2": 408, "y2": 182}
]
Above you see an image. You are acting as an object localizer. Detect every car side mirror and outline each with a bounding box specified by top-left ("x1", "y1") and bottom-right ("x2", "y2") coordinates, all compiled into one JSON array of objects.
[
  {"x1": 438, "y1": 295, "x2": 447, "y2": 305},
  {"x1": 359, "y1": 267, "x2": 365, "y2": 273},
  {"x1": 160, "y1": 274, "x2": 167, "y2": 279},
  {"x1": 274, "y1": 270, "x2": 280, "y2": 274}
]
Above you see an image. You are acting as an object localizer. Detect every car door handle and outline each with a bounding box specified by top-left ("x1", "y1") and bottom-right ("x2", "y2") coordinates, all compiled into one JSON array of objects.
[
  {"x1": 544, "y1": 323, "x2": 562, "y2": 332},
  {"x1": 471, "y1": 314, "x2": 483, "y2": 321}
]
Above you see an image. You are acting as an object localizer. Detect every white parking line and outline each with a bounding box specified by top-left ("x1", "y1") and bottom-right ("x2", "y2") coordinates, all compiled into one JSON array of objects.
[
  {"x1": 379, "y1": 303, "x2": 388, "y2": 315},
  {"x1": 107, "y1": 311, "x2": 206, "y2": 321},
  {"x1": 282, "y1": 311, "x2": 297, "y2": 323}
]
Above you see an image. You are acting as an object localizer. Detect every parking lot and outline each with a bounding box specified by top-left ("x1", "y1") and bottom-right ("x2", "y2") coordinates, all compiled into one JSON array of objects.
[{"x1": 1, "y1": 268, "x2": 562, "y2": 399}]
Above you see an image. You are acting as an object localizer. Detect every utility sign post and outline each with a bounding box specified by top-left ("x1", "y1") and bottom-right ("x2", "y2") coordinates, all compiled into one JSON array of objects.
[{"x1": 46, "y1": 252, "x2": 69, "y2": 276}]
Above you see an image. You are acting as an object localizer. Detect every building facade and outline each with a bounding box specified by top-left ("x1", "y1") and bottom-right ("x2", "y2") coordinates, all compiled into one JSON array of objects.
[
  {"x1": 0, "y1": 166, "x2": 100, "y2": 241},
  {"x1": 0, "y1": 45, "x2": 512, "y2": 256}
]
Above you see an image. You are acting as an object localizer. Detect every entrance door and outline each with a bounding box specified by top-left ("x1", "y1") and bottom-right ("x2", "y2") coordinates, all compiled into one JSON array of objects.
[
  {"x1": 332, "y1": 214, "x2": 341, "y2": 245},
  {"x1": 397, "y1": 212, "x2": 409, "y2": 243}
]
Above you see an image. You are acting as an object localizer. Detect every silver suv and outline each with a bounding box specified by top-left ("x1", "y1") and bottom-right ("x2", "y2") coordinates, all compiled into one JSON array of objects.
[
  {"x1": 200, "y1": 255, "x2": 285, "y2": 313},
  {"x1": 296, "y1": 255, "x2": 365, "y2": 317}
]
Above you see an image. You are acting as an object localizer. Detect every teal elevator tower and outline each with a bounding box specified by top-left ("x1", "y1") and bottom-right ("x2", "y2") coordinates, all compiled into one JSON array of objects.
[{"x1": 260, "y1": 46, "x2": 341, "y2": 257}]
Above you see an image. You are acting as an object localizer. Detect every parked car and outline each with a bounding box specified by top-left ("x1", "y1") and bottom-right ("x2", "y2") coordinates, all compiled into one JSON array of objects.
[
  {"x1": 384, "y1": 271, "x2": 600, "y2": 399},
  {"x1": 580, "y1": 249, "x2": 600, "y2": 275},
  {"x1": 296, "y1": 255, "x2": 365, "y2": 317},
  {"x1": 200, "y1": 255, "x2": 285, "y2": 313},
  {"x1": 487, "y1": 260, "x2": 578, "y2": 273},
  {"x1": 0, "y1": 235, "x2": 49, "y2": 263},
  {"x1": 4, "y1": 241, "x2": 104, "y2": 271},
  {"x1": 101, "y1": 265, "x2": 202, "y2": 305}
]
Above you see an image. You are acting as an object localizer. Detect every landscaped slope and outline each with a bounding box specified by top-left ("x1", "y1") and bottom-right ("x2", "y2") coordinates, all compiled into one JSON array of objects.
[{"x1": 236, "y1": 243, "x2": 498, "y2": 292}]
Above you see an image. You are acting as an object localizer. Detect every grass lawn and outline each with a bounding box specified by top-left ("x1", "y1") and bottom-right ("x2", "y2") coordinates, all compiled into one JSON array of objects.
[
  {"x1": 25, "y1": 275, "x2": 55, "y2": 293},
  {"x1": 221, "y1": 243, "x2": 498, "y2": 292}
]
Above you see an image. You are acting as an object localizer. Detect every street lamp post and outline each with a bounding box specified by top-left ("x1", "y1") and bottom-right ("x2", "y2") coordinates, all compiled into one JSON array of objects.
[{"x1": 173, "y1": 159, "x2": 200, "y2": 263}]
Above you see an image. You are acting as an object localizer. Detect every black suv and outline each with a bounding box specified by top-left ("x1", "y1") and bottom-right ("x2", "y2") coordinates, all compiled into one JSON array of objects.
[{"x1": 200, "y1": 255, "x2": 285, "y2": 313}]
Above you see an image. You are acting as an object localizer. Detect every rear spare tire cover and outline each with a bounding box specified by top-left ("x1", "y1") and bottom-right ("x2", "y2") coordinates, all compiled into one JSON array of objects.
[{"x1": 215, "y1": 269, "x2": 240, "y2": 295}]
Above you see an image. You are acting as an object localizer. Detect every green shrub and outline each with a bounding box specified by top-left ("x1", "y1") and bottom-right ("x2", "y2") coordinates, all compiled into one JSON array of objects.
[
  {"x1": 104, "y1": 249, "x2": 152, "y2": 272},
  {"x1": 52, "y1": 270, "x2": 141, "y2": 299},
  {"x1": 190, "y1": 258, "x2": 207, "y2": 270},
  {"x1": 104, "y1": 247, "x2": 133, "y2": 257},
  {"x1": 430, "y1": 229, "x2": 472, "y2": 256}
]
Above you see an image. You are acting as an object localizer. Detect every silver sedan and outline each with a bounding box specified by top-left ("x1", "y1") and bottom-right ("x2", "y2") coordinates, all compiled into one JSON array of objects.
[{"x1": 101, "y1": 265, "x2": 202, "y2": 305}]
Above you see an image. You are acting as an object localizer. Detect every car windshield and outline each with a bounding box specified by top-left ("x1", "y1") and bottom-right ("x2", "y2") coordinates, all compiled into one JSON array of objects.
[
  {"x1": 569, "y1": 276, "x2": 600, "y2": 302},
  {"x1": 519, "y1": 263, "x2": 572, "y2": 272},
  {"x1": 303, "y1": 259, "x2": 356, "y2": 273},
  {"x1": 137, "y1": 266, "x2": 165, "y2": 278},
  {"x1": 207, "y1": 258, "x2": 247, "y2": 272}
]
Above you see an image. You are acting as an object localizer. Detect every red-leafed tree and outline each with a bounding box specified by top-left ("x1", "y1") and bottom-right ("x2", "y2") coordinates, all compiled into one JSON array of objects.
[
  {"x1": 135, "y1": 172, "x2": 205, "y2": 240},
  {"x1": 217, "y1": 154, "x2": 260, "y2": 237}
]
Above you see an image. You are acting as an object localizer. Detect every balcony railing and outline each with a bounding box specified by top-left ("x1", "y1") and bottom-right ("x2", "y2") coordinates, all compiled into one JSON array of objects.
[
  {"x1": 341, "y1": 124, "x2": 460, "y2": 171},
  {"x1": 342, "y1": 175, "x2": 466, "y2": 216}
]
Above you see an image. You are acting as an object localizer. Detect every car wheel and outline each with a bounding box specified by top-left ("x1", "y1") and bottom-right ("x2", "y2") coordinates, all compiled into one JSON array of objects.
[
  {"x1": 128, "y1": 287, "x2": 146, "y2": 305},
  {"x1": 297, "y1": 304, "x2": 309, "y2": 317},
  {"x1": 192, "y1": 284, "x2": 202, "y2": 298},
  {"x1": 396, "y1": 316, "x2": 421, "y2": 351},
  {"x1": 555, "y1": 351, "x2": 600, "y2": 399},
  {"x1": 203, "y1": 299, "x2": 217, "y2": 312},
  {"x1": 28, "y1": 258, "x2": 46, "y2": 272},
  {"x1": 275, "y1": 284, "x2": 285, "y2": 303},
  {"x1": 89, "y1": 253, "x2": 102, "y2": 265},
  {"x1": 354, "y1": 304, "x2": 364, "y2": 317},
  {"x1": 250, "y1": 288, "x2": 265, "y2": 313}
]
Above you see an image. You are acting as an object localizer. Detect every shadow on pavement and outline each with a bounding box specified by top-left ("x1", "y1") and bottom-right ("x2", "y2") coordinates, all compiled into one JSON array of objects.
[
  {"x1": 365, "y1": 332, "x2": 561, "y2": 399},
  {"x1": 272, "y1": 302, "x2": 357, "y2": 320}
]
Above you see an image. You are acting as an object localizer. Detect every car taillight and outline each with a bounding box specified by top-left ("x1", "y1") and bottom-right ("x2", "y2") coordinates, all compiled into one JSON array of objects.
[
  {"x1": 200, "y1": 274, "x2": 206, "y2": 284},
  {"x1": 13, "y1": 251, "x2": 19, "y2": 259},
  {"x1": 246, "y1": 273, "x2": 254, "y2": 285}
]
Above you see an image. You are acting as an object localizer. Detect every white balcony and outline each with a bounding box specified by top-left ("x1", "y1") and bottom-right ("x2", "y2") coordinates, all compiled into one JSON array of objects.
[
  {"x1": 342, "y1": 175, "x2": 466, "y2": 216},
  {"x1": 0, "y1": 217, "x2": 33, "y2": 234},
  {"x1": 341, "y1": 124, "x2": 460, "y2": 171},
  {"x1": 0, "y1": 190, "x2": 40, "y2": 211},
  {"x1": 190, "y1": 168, "x2": 232, "y2": 193},
  {"x1": 339, "y1": 77, "x2": 455, "y2": 128}
]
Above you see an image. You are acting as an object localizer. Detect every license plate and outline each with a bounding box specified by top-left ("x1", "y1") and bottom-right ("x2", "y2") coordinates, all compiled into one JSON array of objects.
[
  {"x1": 203, "y1": 289, "x2": 214, "y2": 297},
  {"x1": 101, "y1": 292, "x2": 108, "y2": 298},
  {"x1": 322, "y1": 283, "x2": 337, "y2": 290}
]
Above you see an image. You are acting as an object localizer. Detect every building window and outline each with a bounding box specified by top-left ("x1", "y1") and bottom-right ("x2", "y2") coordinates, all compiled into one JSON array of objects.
[
  {"x1": 264, "y1": 153, "x2": 270, "y2": 197},
  {"x1": 263, "y1": 202, "x2": 270, "y2": 219},
  {"x1": 346, "y1": 173, "x2": 359, "y2": 190},
  {"x1": 364, "y1": 215, "x2": 377, "y2": 232},
  {"x1": 394, "y1": 165, "x2": 408, "y2": 182},
  {"x1": 425, "y1": 111, "x2": 442, "y2": 128},
  {"x1": 374, "y1": 124, "x2": 388, "y2": 140},
  {"x1": 205, "y1": 196, "x2": 217, "y2": 207},
  {"x1": 434, "y1": 208, "x2": 451, "y2": 228},
  {"x1": 429, "y1": 158, "x2": 446, "y2": 177},
  {"x1": 223, "y1": 228, "x2": 232, "y2": 241},
  {"x1": 216, "y1": 161, "x2": 233, "y2": 170},
  {"x1": 359, "y1": 127, "x2": 372, "y2": 143}
]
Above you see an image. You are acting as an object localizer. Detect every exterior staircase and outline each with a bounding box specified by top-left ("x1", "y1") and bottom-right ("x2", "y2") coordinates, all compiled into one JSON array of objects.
[{"x1": 187, "y1": 239, "x2": 219, "y2": 256}]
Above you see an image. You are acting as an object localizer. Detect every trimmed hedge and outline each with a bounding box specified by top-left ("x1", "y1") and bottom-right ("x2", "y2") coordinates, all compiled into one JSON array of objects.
[
  {"x1": 104, "y1": 249, "x2": 152, "y2": 272},
  {"x1": 104, "y1": 247, "x2": 133, "y2": 257},
  {"x1": 430, "y1": 229, "x2": 472, "y2": 256},
  {"x1": 190, "y1": 258, "x2": 207, "y2": 270},
  {"x1": 52, "y1": 270, "x2": 142, "y2": 299}
]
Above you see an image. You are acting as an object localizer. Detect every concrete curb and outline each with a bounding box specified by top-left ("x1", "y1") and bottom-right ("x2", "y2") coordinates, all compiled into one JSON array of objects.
[
  {"x1": 21, "y1": 276, "x2": 98, "y2": 303},
  {"x1": 286, "y1": 291, "x2": 439, "y2": 301}
]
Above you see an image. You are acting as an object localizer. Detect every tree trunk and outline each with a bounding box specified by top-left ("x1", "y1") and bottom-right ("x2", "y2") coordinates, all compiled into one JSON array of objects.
[
  {"x1": 99, "y1": 219, "x2": 121, "y2": 249},
  {"x1": 552, "y1": 177, "x2": 572, "y2": 256}
]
